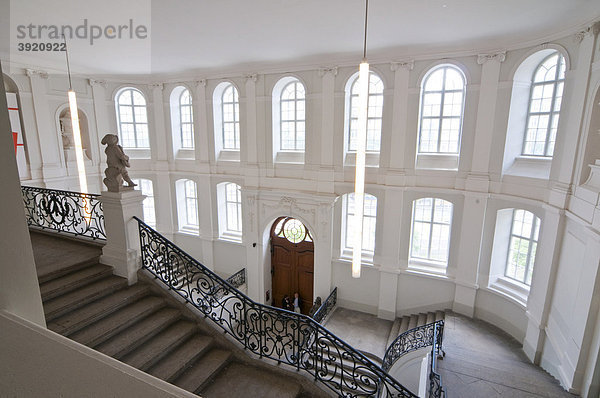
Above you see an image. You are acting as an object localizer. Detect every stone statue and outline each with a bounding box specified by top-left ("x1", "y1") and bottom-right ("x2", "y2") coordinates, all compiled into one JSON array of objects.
[
  {"x1": 59, "y1": 111, "x2": 74, "y2": 148},
  {"x1": 101, "y1": 134, "x2": 136, "y2": 192}
]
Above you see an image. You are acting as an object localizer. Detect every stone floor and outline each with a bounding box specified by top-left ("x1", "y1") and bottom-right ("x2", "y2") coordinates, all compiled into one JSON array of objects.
[
  {"x1": 325, "y1": 308, "x2": 576, "y2": 398},
  {"x1": 325, "y1": 307, "x2": 393, "y2": 358}
]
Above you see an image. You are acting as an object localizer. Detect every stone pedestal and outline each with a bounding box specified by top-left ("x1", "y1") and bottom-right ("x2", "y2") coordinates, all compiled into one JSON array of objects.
[{"x1": 99, "y1": 189, "x2": 145, "y2": 284}]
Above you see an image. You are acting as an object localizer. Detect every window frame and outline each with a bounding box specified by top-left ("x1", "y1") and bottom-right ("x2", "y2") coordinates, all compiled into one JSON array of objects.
[
  {"x1": 409, "y1": 197, "x2": 453, "y2": 267},
  {"x1": 342, "y1": 193, "x2": 377, "y2": 259},
  {"x1": 279, "y1": 80, "x2": 306, "y2": 152},
  {"x1": 183, "y1": 180, "x2": 198, "y2": 228},
  {"x1": 179, "y1": 88, "x2": 194, "y2": 149},
  {"x1": 346, "y1": 72, "x2": 384, "y2": 153},
  {"x1": 504, "y1": 209, "x2": 540, "y2": 286},
  {"x1": 521, "y1": 52, "x2": 565, "y2": 158},
  {"x1": 417, "y1": 65, "x2": 466, "y2": 155},
  {"x1": 221, "y1": 83, "x2": 240, "y2": 150},
  {"x1": 224, "y1": 183, "x2": 242, "y2": 234},
  {"x1": 115, "y1": 87, "x2": 149, "y2": 149},
  {"x1": 132, "y1": 178, "x2": 156, "y2": 228}
]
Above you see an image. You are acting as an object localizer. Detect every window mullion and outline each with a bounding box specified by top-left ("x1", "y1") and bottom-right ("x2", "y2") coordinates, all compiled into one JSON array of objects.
[
  {"x1": 437, "y1": 69, "x2": 447, "y2": 153},
  {"x1": 427, "y1": 201, "x2": 435, "y2": 259}
]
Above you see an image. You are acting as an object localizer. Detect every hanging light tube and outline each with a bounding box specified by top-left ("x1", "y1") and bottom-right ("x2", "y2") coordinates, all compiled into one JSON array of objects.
[{"x1": 352, "y1": 0, "x2": 370, "y2": 279}]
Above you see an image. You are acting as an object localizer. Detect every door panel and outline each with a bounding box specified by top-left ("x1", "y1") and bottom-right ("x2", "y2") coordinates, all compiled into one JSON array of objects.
[{"x1": 270, "y1": 217, "x2": 314, "y2": 315}]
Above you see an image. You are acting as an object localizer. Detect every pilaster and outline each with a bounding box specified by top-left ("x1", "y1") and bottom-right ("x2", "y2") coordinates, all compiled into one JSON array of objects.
[
  {"x1": 317, "y1": 67, "x2": 337, "y2": 193},
  {"x1": 149, "y1": 83, "x2": 168, "y2": 162},
  {"x1": 193, "y1": 79, "x2": 210, "y2": 164},
  {"x1": 387, "y1": 61, "x2": 413, "y2": 185}
]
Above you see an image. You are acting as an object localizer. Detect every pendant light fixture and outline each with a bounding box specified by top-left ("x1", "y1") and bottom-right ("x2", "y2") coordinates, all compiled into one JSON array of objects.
[
  {"x1": 352, "y1": 0, "x2": 370, "y2": 278},
  {"x1": 63, "y1": 35, "x2": 88, "y2": 195}
]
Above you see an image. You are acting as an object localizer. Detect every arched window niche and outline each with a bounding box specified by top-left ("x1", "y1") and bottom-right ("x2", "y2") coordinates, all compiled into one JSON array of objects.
[
  {"x1": 343, "y1": 70, "x2": 384, "y2": 167},
  {"x1": 57, "y1": 106, "x2": 92, "y2": 168},
  {"x1": 487, "y1": 207, "x2": 542, "y2": 306},
  {"x1": 272, "y1": 76, "x2": 306, "y2": 164},
  {"x1": 502, "y1": 47, "x2": 569, "y2": 180},
  {"x1": 169, "y1": 85, "x2": 195, "y2": 159},
  {"x1": 4, "y1": 73, "x2": 31, "y2": 180},
  {"x1": 416, "y1": 64, "x2": 466, "y2": 170},
  {"x1": 212, "y1": 81, "x2": 241, "y2": 162},
  {"x1": 576, "y1": 84, "x2": 600, "y2": 186},
  {"x1": 114, "y1": 86, "x2": 150, "y2": 158}
]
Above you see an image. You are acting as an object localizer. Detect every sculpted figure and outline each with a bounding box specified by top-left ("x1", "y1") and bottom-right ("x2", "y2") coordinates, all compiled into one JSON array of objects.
[{"x1": 101, "y1": 134, "x2": 136, "y2": 192}]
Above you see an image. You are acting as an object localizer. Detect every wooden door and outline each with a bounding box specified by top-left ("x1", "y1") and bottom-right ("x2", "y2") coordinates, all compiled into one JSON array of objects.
[{"x1": 271, "y1": 217, "x2": 314, "y2": 315}]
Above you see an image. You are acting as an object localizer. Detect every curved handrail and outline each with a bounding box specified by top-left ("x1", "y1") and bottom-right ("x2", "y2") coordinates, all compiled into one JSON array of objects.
[
  {"x1": 134, "y1": 217, "x2": 417, "y2": 398},
  {"x1": 21, "y1": 185, "x2": 106, "y2": 240},
  {"x1": 312, "y1": 287, "x2": 337, "y2": 323},
  {"x1": 382, "y1": 320, "x2": 445, "y2": 398}
]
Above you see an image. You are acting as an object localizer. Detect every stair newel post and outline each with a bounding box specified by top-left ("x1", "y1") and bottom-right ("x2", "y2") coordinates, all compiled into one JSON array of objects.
[
  {"x1": 259, "y1": 305, "x2": 263, "y2": 358},
  {"x1": 99, "y1": 189, "x2": 145, "y2": 285}
]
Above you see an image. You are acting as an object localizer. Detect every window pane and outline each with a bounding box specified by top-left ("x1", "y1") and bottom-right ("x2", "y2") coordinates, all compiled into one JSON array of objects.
[
  {"x1": 117, "y1": 88, "x2": 148, "y2": 149},
  {"x1": 347, "y1": 73, "x2": 383, "y2": 153},
  {"x1": 410, "y1": 198, "x2": 452, "y2": 265}
]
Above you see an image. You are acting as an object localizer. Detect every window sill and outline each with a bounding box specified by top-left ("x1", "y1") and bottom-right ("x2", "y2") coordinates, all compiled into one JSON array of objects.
[
  {"x1": 175, "y1": 148, "x2": 195, "y2": 160},
  {"x1": 340, "y1": 249, "x2": 374, "y2": 265},
  {"x1": 408, "y1": 259, "x2": 448, "y2": 275},
  {"x1": 415, "y1": 153, "x2": 459, "y2": 170},
  {"x1": 274, "y1": 151, "x2": 305, "y2": 164},
  {"x1": 487, "y1": 276, "x2": 529, "y2": 308},
  {"x1": 217, "y1": 150, "x2": 240, "y2": 162},
  {"x1": 503, "y1": 155, "x2": 551, "y2": 179},
  {"x1": 123, "y1": 148, "x2": 151, "y2": 159},
  {"x1": 344, "y1": 152, "x2": 380, "y2": 168},
  {"x1": 178, "y1": 226, "x2": 199, "y2": 236},
  {"x1": 219, "y1": 232, "x2": 243, "y2": 244}
]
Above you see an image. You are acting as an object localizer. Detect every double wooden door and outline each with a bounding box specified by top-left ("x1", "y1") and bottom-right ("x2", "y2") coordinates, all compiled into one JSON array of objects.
[{"x1": 271, "y1": 217, "x2": 314, "y2": 315}]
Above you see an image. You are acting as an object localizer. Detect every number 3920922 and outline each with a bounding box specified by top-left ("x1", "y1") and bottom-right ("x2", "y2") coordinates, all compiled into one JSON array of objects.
[{"x1": 17, "y1": 42, "x2": 66, "y2": 51}]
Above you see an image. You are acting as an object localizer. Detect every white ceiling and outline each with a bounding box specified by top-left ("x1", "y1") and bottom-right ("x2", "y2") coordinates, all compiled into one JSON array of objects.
[{"x1": 6, "y1": 0, "x2": 600, "y2": 78}]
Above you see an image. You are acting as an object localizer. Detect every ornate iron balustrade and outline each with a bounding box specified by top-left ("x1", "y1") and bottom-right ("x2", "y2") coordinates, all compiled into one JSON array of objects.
[
  {"x1": 22, "y1": 185, "x2": 106, "y2": 241},
  {"x1": 312, "y1": 287, "x2": 337, "y2": 324},
  {"x1": 382, "y1": 320, "x2": 445, "y2": 398},
  {"x1": 428, "y1": 322, "x2": 445, "y2": 398},
  {"x1": 134, "y1": 217, "x2": 418, "y2": 398},
  {"x1": 382, "y1": 320, "x2": 444, "y2": 372},
  {"x1": 211, "y1": 268, "x2": 246, "y2": 301},
  {"x1": 227, "y1": 268, "x2": 246, "y2": 289}
]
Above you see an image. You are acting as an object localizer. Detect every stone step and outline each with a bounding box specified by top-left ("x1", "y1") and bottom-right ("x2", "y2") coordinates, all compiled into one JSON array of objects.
[
  {"x1": 398, "y1": 316, "x2": 410, "y2": 334},
  {"x1": 426, "y1": 312, "x2": 435, "y2": 325},
  {"x1": 174, "y1": 348, "x2": 232, "y2": 394},
  {"x1": 43, "y1": 276, "x2": 128, "y2": 322},
  {"x1": 40, "y1": 263, "x2": 113, "y2": 301},
  {"x1": 386, "y1": 316, "x2": 402, "y2": 347},
  {"x1": 47, "y1": 284, "x2": 151, "y2": 336},
  {"x1": 69, "y1": 296, "x2": 166, "y2": 348},
  {"x1": 96, "y1": 307, "x2": 181, "y2": 359},
  {"x1": 122, "y1": 321, "x2": 197, "y2": 371},
  {"x1": 407, "y1": 314, "x2": 418, "y2": 330},
  {"x1": 417, "y1": 313, "x2": 427, "y2": 327},
  {"x1": 201, "y1": 362, "x2": 302, "y2": 398},
  {"x1": 435, "y1": 310, "x2": 445, "y2": 322},
  {"x1": 148, "y1": 334, "x2": 214, "y2": 383},
  {"x1": 37, "y1": 256, "x2": 102, "y2": 284}
]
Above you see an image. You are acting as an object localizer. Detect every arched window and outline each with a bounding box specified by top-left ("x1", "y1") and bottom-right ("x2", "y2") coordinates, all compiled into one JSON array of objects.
[
  {"x1": 222, "y1": 84, "x2": 240, "y2": 150},
  {"x1": 279, "y1": 79, "x2": 305, "y2": 151},
  {"x1": 179, "y1": 88, "x2": 194, "y2": 149},
  {"x1": 115, "y1": 87, "x2": 148, "y2": 148},
  {"x1": 132, "y1": 178, "x2": 156, "y2": 227},
  {"x1": 418, "y1": 65, "x2": 465, "y2": 155},
  {"x1": 346, "y1": 72, "x2": 384, "y2": 152},
  {"x1": 342, "y1": 193, "x2": 377, "y2": 257},
  {"x1": 409, "y1": 198, "x2": 453, "y2": 266},
  {"x1": 175, "y1": 179, "x2": 198, "y2": 231},
  {"x1": 506, "y1": 209, "x2": 540, "y2": 285},
  {"x1": 217, "y1": 182, "x2": 242, "y2": 240},
  {"x1": 522, "y1": 53, "x2": 565, "y2": 157}
]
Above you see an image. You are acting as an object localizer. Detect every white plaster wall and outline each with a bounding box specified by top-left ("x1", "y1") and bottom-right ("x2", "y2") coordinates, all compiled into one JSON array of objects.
[{"x1": 4, "y1": 24, "x2": 600, "y2": 396}]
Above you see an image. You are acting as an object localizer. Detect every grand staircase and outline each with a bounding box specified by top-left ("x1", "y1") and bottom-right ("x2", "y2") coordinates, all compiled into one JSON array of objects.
[
  {"x1": 33, "y1": 231, "x2": 324, "y2": 398},
  {"x1": 386, "y1": 311, "x2": 446, "y2": 349}
]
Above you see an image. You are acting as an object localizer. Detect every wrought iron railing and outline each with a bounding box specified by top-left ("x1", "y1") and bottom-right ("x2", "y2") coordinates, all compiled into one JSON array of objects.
[
  {"x1": 134, "y1": 217, "x2": 418, "y2": 398},
  {"x1": 22, "y1": 185, "x2": 106, "y2": 240},
  {"x1": 428, "y1": 322, "x2": 445, "y2": 398},
  {"x1": 312, "y1": 287, "x2": 337, "y2": 324},
  {"x1": 211, "y1": 268, "x2": 246, "y2": 301},
  {"x1": 382, "y1": 320, "x2": 444, "y2": 371},
  {"x1": 381, "y1": 320, "x2": 445, "y2": 398}
]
